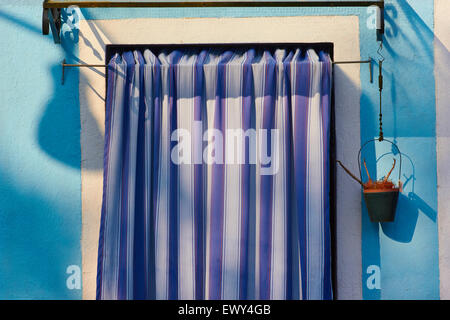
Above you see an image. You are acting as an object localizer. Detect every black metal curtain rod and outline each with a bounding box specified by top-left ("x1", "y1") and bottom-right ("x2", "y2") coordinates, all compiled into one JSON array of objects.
[
  {"x1": 61, "y1": 59, "x2": 373, "y2": 85},
  {"x1": 44, "y1": 1, "x2": 384, "y2": 9}
]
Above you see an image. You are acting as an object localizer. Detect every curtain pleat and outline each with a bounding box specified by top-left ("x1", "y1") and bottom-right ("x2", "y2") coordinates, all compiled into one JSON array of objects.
[{"x1": 97, "y1": 47, "x2": 332, "y2": 300}]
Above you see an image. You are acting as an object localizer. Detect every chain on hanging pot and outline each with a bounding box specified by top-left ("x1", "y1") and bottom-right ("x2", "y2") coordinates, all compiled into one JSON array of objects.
[
  {"x1": 337, "y1": 43, "x2": 403, "y2": 223},
  {"x1": 377, "y1": 42, "x2": 385, "y2": 142}
]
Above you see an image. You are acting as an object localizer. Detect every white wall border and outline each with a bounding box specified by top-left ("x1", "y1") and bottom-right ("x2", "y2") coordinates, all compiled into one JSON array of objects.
[
  {"x1": 435, "y1": 0, "x2": 450, "y2": 300},
  {"x1": 78, "y1": 16, "x2": 362, "y2": 300}
]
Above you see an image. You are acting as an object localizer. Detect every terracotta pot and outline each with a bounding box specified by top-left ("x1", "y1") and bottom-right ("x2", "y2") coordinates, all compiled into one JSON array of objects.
[
  {"x1": 337, "y1": 139, "x2": 403, "y2": 223},
  {"x1": 363, "y1": 188, "x2": 400, "y2": 222}
]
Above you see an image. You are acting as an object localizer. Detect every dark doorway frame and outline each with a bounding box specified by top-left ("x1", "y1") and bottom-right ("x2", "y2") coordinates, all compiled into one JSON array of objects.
[{"x1": 105, "y1": 43, "x2": 337, "y2": 299}]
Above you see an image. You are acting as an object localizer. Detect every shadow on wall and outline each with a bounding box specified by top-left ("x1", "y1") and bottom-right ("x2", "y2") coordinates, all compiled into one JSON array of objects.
[
  {"x1": 360, "y1": 0, "x2": 442, "y2": 300},
  {"x1": 38, "y1": 10, "x2": 106, "y2": 170},
  {"x1": 380, "y1": 152, "x2": 437, "y2": 243},
  {"x1": 37, "y1": 64, "x2": 81, "y2": 169},
  {"x1": 370, "y1": 151, "x2": 436, "y2": 244},
  {"x1": 0, "y1": 167, "x2": 80, "y2": 299},
  {"x1": 0, "y1": 5, "x2": 103, "y2": 298},
  {"x1": 0, "y1": 8, "x2": 96, "y2": 170},
  {"x1": 364, "y1": 1, "x2": 436, "y2": 140}
]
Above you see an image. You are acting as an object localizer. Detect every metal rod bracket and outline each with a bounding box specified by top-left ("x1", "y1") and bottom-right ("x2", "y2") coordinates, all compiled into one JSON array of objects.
[
  {"x1": 61, "y1": 60, "x2": 107, "y2": 85},
  {"x1": 333, "y1": 59, "x2": 373, "y2": 83},
  {"x1": 43, "y1": 5, "x2": 61, "y2": 43},
  {"x1": 377, "y1": 4, "x2": 385, "y2": 41}
]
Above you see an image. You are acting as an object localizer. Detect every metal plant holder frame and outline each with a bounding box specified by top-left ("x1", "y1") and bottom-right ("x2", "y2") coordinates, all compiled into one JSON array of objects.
[{"x1": 358, "y1": 138, "x2": 402, "y2": 223}]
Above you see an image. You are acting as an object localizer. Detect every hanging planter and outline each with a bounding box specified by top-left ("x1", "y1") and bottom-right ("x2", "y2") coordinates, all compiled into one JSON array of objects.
[
  {"x1": 336, "y1": 53, "x2": 404, "y2": 223},
  {"x1": 337, "y1": 139, "x2": 403, "y2": 223},
  {"x1": 359, "y1": 139, "x2": 402, "y2": 222}
]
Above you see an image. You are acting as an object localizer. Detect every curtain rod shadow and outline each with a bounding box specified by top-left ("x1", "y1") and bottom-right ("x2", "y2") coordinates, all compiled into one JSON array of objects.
[{"x1": 35, "y1": 12, "x2": 109, "y2": 170}]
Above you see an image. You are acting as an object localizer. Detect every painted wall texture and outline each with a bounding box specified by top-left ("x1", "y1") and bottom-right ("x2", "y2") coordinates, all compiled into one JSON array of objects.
[
  {"x1": 360, "y1": 0, "x2": 439, "y2": 300},
  {"x1": 0, "y1": 0, "x2": 81, "y2": 299},
  {"x1": 0, "y1": 0, "x2": 448, "y2": 300},
  {"x1": 436, "y1": 0, "x2": 450, "y2": 300}
]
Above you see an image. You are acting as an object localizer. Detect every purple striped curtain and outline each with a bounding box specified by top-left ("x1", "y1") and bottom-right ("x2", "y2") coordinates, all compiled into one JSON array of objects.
[{"x1": 96, "y1": 47, "x2": 332, "y2": 300}]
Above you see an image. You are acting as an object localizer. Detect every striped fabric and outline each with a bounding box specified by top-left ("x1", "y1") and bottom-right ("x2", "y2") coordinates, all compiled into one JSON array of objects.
[{"x1": 97, "y1": 47, "x2": 332, "y2": 300}]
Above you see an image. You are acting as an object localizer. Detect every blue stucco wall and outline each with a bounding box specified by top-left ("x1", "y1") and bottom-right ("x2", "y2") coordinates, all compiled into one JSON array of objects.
[
  {"x1": 0, "y1": 1, "x2": 81, "y2": 299},
  {"x1": 0, "y1": 0, "x2": 438, "y2": 299},
  {"x1": 360, "y1": 0, "x2": 439, "y2": 300}
]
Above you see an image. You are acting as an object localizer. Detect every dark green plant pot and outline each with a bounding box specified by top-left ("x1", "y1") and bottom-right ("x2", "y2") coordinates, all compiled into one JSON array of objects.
[{"x1": 363, "y1": 189, "x2": 399, "y2": 222}]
